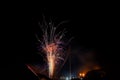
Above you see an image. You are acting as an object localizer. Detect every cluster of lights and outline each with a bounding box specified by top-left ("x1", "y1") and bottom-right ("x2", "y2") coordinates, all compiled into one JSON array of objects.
[
  {"x1": 79, "y1": 73, "x2": 85, "y2": 78},
  {"x1": 60, "y1": 76, "x2": 77, "y2": 80},
  {"x1": 59, "y1": 73, "x2": 86, "y2": 80}
]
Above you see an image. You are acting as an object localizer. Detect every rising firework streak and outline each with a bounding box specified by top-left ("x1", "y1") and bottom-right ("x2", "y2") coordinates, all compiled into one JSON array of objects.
[{"x1": 36, "y1": 21, "x2": 70, "y2": 79}]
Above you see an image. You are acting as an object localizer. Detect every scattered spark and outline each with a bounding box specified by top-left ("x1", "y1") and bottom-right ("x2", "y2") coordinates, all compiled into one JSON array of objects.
[{"x1": 37, "y1": 20, "x2": 70, "y2": 78}]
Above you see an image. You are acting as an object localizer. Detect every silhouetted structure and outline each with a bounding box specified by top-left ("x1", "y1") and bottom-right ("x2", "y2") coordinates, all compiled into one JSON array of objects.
[
  {"x1": 84, "y1": 70, "x2": 107, "y2": 80},
  {"x1": 38, "y1": 74, "x2": 52, "y2": 80}
]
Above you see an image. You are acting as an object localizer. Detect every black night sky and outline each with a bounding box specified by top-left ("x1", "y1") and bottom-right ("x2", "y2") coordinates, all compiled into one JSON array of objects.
[{"x1": 3, "y1": 3, "x2": 119, "y2": 80}]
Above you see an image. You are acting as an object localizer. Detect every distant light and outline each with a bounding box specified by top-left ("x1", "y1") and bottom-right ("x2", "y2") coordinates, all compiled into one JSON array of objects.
[
  {"x1": 66, "y1": 77, "x2": 69, "y2": 80},
  {"x1": 79, "y1": 73, "x2": 85, "y2": 78}
]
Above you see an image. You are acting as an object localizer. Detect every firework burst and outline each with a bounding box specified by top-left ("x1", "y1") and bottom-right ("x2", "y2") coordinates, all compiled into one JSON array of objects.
[{"x1": 37, "y1": 21, "x2": 69, "y2": 78}]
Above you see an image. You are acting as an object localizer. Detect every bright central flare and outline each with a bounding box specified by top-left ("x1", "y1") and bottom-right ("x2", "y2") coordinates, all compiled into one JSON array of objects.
[{"x1": 45, "y1": 43, "x2": 57, "y2": 78}]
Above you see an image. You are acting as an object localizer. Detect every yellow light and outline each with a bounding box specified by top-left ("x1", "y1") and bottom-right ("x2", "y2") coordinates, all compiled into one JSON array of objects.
[{"x1": 79, "y1": 73, "x2": 85, "y2": 77}]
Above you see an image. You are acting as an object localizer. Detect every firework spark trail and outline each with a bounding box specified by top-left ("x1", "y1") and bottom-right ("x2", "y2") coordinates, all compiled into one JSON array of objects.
[{"x1": 37, "y1": 21, "x2": 67, "y2": 78}]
